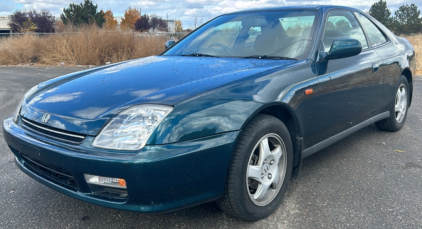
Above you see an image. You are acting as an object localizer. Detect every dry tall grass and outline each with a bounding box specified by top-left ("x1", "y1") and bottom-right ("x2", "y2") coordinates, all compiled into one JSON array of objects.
[
  {"x1": 405, "y1": 34, "x2": 422, "y2": 75},
  {"x1": 0, "y1": 26, "x2": 167, "y2": 65}
]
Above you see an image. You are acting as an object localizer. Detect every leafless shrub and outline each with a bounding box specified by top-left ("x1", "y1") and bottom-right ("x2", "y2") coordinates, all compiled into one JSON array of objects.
[{"x1": 0, "y1": 34, "x2": 43, "y2": 64}]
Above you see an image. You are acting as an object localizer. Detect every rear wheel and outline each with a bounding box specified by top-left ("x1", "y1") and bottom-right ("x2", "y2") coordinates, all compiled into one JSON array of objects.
[
  {"x1": 217, "y1": 114, "x2": 293, "y2": 221},
  {"x1": 376, "y1": 75, "x2": 409, "y2": 132}
]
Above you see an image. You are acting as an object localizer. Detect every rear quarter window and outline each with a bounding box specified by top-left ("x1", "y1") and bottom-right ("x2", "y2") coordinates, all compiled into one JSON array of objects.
[{"x1": 354, "y1": 13, "x2": 387, "y2": 47}]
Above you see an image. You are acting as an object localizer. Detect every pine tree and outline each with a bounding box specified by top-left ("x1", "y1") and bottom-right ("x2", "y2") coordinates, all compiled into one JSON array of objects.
[
  {"x1": 369, "y1": 0, "x2": 392, "y2": 28},
  {"x1": 393, "y1": 4, "x2": 422, "y2": 35},
  {"x1": 61, "y1": 0, "x2": 105, "y2": 27}
]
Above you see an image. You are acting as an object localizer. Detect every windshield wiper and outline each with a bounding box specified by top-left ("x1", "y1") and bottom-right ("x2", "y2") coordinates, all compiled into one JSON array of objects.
[
  {"x1": 243, "y1": 55, "x2": 298, "y2": 60},
  {"x1": 182, "y1": 53, "x2": 217, "y2": 57}
]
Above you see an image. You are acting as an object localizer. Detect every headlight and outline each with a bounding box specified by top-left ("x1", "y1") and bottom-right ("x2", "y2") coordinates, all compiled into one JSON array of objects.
[
  {"x1": 13, "y1": 85, "x2": 39, "y2": 123},
  {"x1": 92, "y1": 105, "x2": 173, "y2": 150}
]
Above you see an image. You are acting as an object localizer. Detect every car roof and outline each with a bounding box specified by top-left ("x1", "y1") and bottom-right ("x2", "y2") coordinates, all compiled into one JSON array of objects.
[{"x1": 227, "y1": 5, "x2": 360, "y2": 14}]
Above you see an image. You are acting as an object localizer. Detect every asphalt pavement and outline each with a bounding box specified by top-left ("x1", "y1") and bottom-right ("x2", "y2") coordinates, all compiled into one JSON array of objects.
[{"x1": 0, "y1": 66, "x2": 421, "y2": 228}]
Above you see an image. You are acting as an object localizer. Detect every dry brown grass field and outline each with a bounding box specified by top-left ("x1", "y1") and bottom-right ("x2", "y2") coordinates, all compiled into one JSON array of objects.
[
  {"x1": 0, "y1": 26, "x2": 167, "y2": 66},
  {"x1": 405, "y1": 34, "x2": 422, "y2": 75},
  {"x1": 0, "y1": 28, "x2": 421, "y2": 75}
]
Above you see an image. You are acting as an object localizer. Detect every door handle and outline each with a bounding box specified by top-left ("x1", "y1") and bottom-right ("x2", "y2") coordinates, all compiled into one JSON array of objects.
[{"x1": 372, "y1": 63, "x2": 380, "y2": 73}]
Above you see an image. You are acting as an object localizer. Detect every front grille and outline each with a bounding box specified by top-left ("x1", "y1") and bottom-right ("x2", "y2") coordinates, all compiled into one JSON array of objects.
[
  {"x1": 20, "y1": 154, "x2": 79, "y2": 191},
  {"x1": 22, "y1": 118, "x2": 86, "y2": 145}
]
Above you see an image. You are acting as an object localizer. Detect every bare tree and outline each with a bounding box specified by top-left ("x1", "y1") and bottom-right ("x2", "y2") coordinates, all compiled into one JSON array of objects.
[{"x1": 191, "y1": 17, "x2": 204, "y2": 29}]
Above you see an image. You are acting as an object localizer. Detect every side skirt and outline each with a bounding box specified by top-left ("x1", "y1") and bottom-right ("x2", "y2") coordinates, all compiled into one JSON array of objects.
[{"x1": 301, "y1": 111, "x2": 390, "y2": 159}]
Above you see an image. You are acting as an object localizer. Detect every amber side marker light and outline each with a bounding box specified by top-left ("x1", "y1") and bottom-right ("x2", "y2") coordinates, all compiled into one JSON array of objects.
[{"x1": 305, "y1": 88, "x2": 313, "y2": 95}]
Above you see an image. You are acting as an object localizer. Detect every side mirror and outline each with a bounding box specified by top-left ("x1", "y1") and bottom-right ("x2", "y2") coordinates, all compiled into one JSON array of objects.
[
  {"x1": 165, "y1": 40, "x2": 176, "y2": 49},
  {"x1": 320, "y1": 39, "x2": 362, "y2": 61}
]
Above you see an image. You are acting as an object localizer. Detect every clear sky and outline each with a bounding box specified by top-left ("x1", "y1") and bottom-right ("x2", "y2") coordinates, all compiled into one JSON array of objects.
[{"x1": 0, "y1": 0, "x2": 421, "y2": 29}]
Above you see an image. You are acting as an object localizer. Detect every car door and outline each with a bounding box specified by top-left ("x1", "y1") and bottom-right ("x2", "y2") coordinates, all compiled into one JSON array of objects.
[
  {"x1": 313, "y1": 10, "x2": 385, "y2": 143},
  {"x1": 353, "y1": 12, "x2": 401, "y2": 111}
]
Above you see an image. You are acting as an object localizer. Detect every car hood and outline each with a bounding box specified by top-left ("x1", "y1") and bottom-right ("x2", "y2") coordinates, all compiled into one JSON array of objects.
[{"x1": 22, "y1": 56, "x2": 295, "y2": 135}]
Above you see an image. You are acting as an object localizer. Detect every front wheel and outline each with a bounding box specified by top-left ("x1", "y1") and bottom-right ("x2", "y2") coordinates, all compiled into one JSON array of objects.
[
  {"x1": 217, "y1": 114, "x2": 293, "y2": 221},
  {"x1": 376, "y1": 75, "x2": 409, "y2": 132}
]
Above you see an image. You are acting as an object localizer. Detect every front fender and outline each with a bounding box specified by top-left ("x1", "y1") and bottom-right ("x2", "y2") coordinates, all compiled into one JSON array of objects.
[
  {"x1": 147, "y1": 99, "x2": 263, "y2": 145},
  {"x1": 147, "y1": 60, "x2": 314, "y2": 145}
]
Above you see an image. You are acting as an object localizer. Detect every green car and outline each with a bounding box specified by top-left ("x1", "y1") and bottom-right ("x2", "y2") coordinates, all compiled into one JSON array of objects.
[{"x1": 3, "y1": 5, "x2": 415, "y2": 221}]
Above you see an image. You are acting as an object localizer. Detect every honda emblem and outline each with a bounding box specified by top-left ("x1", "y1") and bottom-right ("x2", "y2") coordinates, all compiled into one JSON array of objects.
[{"x1": 41, "y1": 113, "x2": 50, "y2": 123}]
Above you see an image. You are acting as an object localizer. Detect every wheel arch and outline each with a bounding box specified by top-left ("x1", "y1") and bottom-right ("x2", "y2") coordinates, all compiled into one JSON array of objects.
[
  {"x1": 401, "y1": 68, "x2": 413, "y2": 107},
  {"x1": 241, "y1": 102, "x2": 303, "y2": 179}
]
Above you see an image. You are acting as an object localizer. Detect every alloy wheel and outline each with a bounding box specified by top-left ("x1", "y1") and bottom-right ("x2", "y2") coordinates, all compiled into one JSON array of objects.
[
  {"x1": 395, "y1": 83, "x2": 407, "y2": 123},
  {"x1": 246, "y1": 133, "x2": 287, "y2": 206}
]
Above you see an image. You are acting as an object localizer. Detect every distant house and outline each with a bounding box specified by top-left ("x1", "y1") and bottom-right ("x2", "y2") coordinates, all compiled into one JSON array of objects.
[
  {"x1": 0, "y1": 18, "x2": 10, "y2": 34},
  {"x1": 167, "y1": 19, "x2": 175, "y2": 33}
]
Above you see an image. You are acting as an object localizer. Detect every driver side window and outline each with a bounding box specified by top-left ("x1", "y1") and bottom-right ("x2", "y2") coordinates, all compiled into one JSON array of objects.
[{"x1": 323, "y1": 11, "x2": 368, "y2": 52}]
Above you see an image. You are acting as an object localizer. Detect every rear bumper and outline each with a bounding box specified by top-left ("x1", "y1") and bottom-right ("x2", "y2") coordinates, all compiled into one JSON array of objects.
[{"x1": 3, "y1": 117, "x2": 238, "y2": 212}]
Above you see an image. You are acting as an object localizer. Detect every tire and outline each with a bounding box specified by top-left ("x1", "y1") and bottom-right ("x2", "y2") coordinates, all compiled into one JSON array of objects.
[
  {"x1": 216, "y1": 114, "x2": 293, "y2": 221},
  {"x1": 376, "y1": 75, "x2": 409, "y2": 132}
]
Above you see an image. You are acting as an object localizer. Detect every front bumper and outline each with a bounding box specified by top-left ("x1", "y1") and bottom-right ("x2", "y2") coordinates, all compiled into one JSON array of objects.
[{"x1": 3, "y1": 117, "x2": 238, "y2": 212}]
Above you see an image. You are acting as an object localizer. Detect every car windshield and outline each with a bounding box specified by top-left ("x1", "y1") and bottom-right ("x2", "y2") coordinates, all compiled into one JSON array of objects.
[{"x1": 164, "y1": 10, "x2": 317, "y2": 59}]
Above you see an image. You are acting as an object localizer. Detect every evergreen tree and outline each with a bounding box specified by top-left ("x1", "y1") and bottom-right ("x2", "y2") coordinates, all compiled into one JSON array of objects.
[
  {"x1": 61, "y1": 0, "x2": 105, "y2": 27},
  {"x1": 369, "y1": 0, "x2": 392, "y2": 28},
  {"x1": 393, "y1": 4, "x2": 422, "y2": 35}
]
